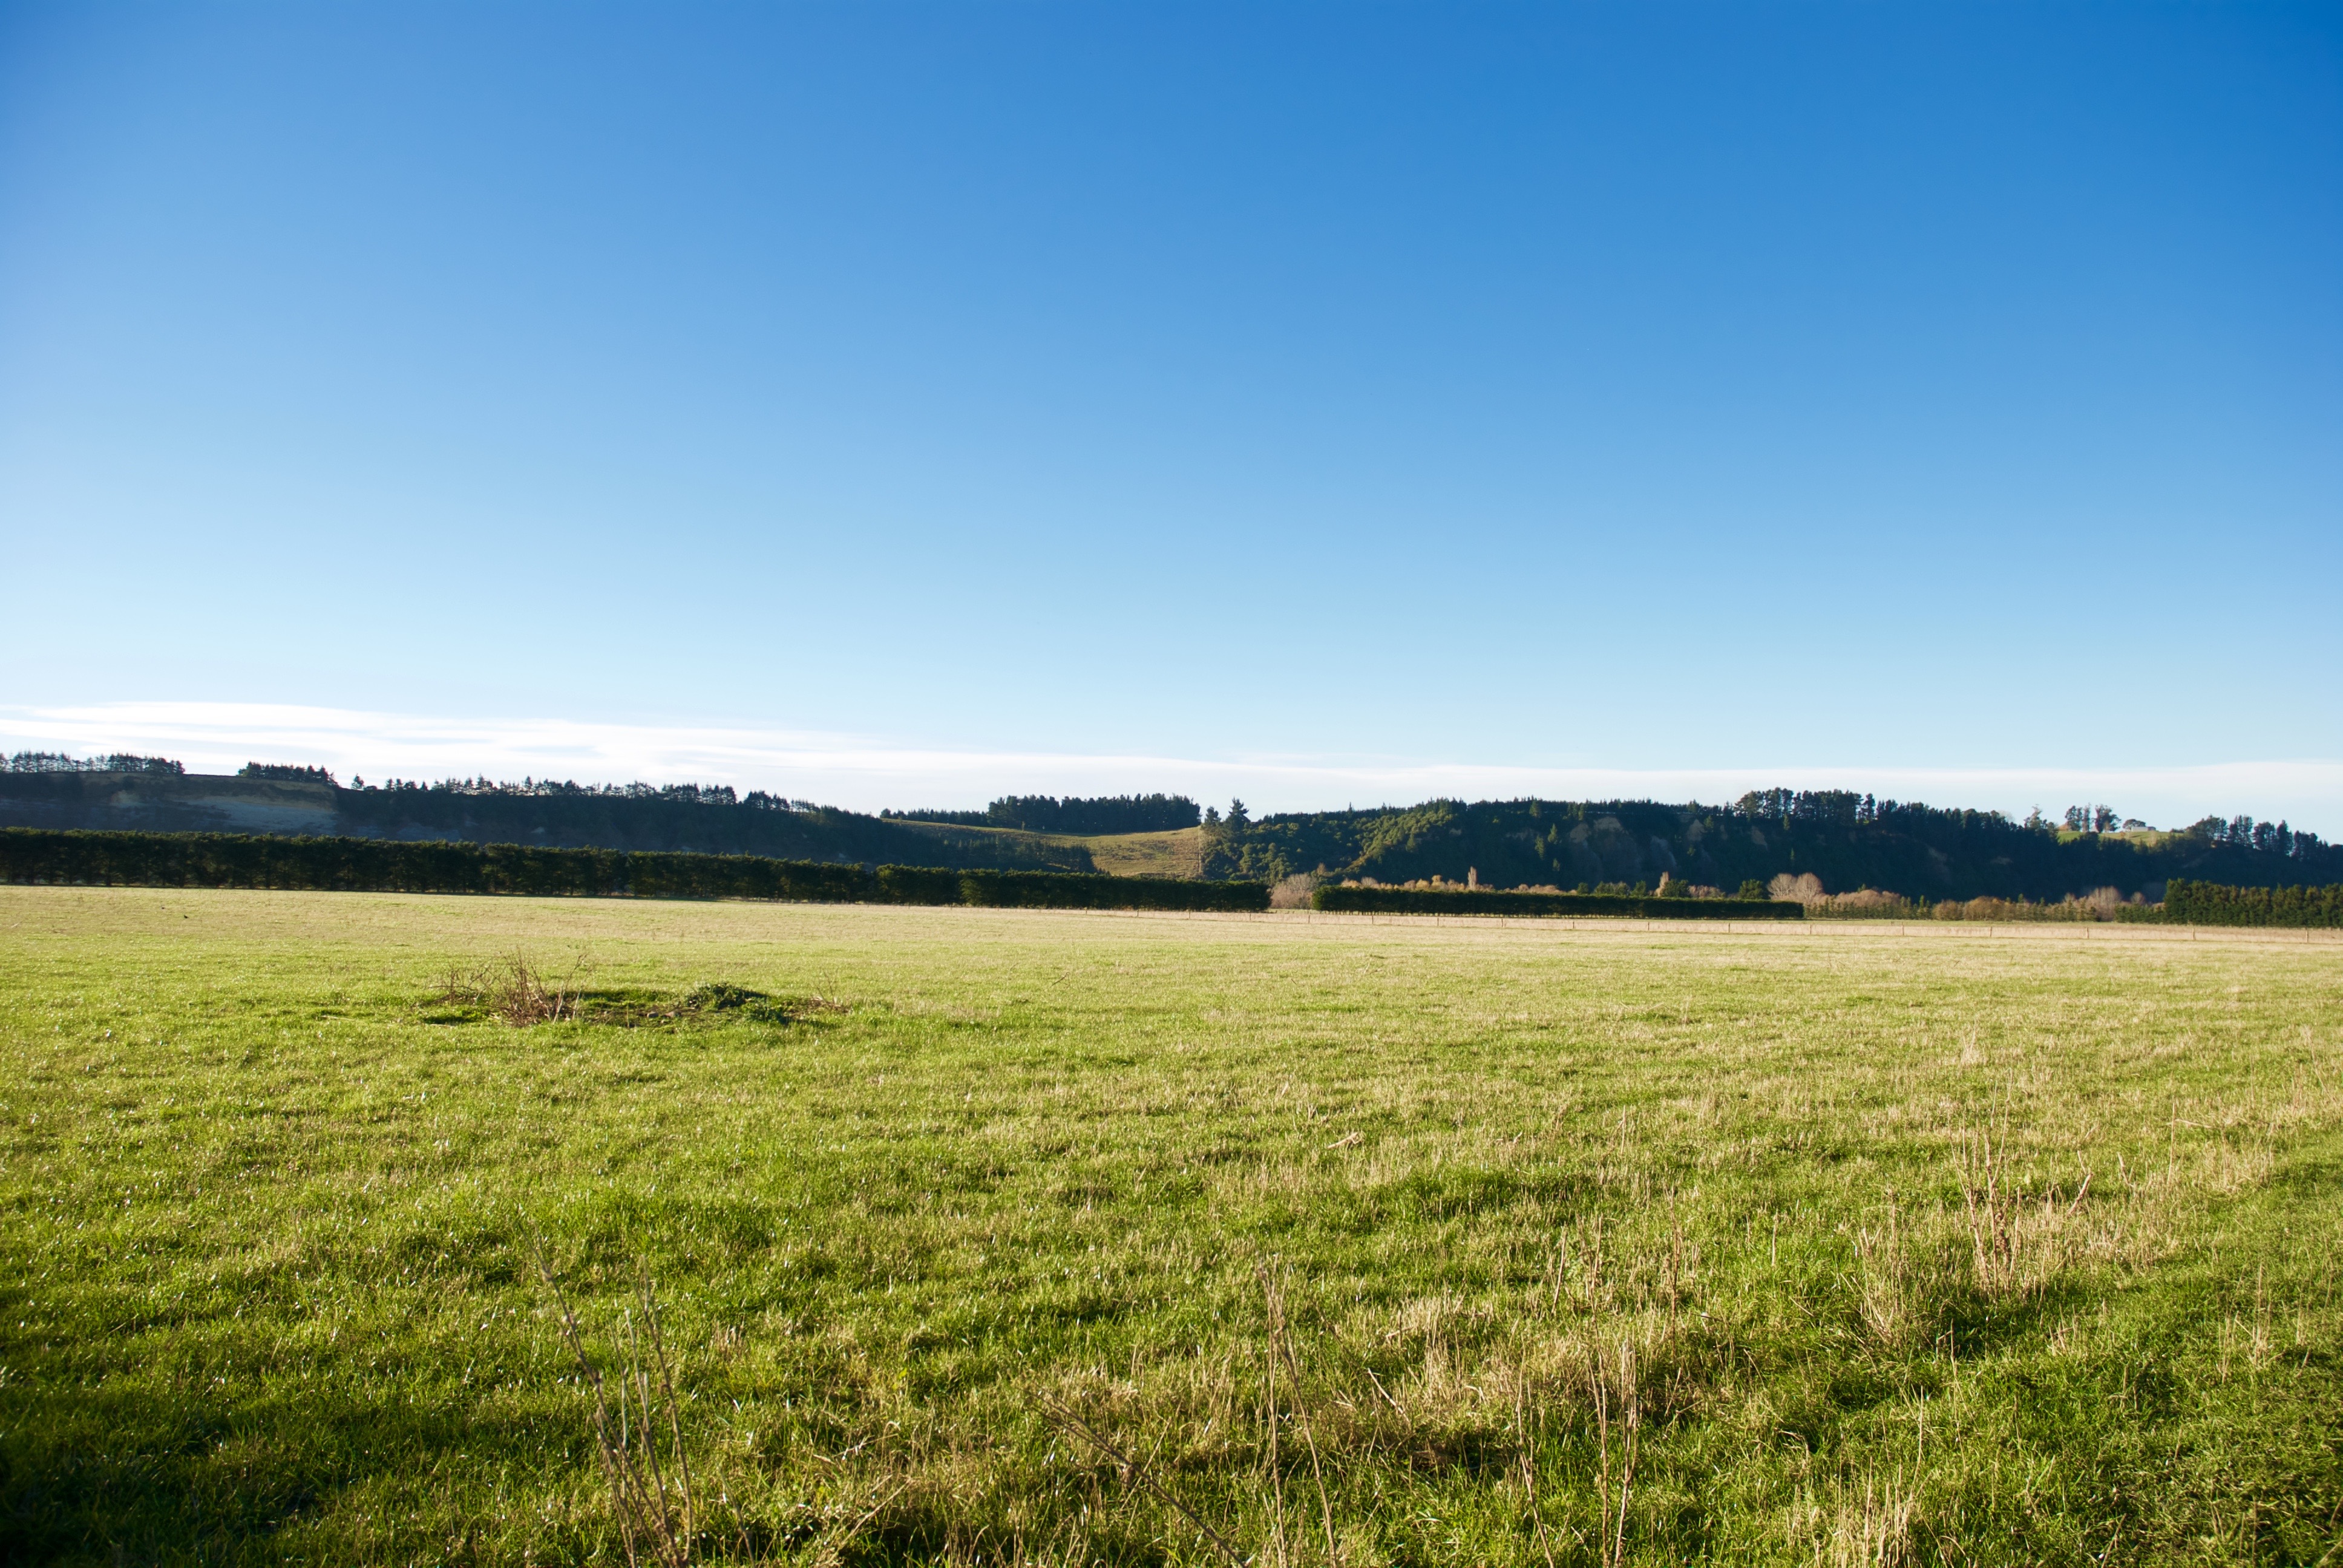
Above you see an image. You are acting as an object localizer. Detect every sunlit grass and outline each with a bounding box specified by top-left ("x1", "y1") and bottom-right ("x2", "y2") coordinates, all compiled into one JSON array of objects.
[{"x1": 3, "y1": 887, "x2": 2338, "y2": 1564}]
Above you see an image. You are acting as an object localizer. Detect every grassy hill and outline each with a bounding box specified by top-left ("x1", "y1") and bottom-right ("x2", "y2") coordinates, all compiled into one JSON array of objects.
[
  {"x1": 890, "y1": 818, "x2": 1205, "y2": 878},
  {"x1": 1080, "y1": 825, "x2": 1204, "y2": 878}
]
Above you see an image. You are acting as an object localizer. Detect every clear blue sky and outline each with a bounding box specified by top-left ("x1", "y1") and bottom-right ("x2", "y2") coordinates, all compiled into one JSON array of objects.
[{"x1": 3, "y1": 4, "x2": 2338, "y2": 823}]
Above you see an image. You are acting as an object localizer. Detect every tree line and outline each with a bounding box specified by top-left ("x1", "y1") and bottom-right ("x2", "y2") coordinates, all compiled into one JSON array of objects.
[
  {"x1": 6, "y1": 751, "x2": 183, "y2": 776},
  {"x1": 349, "y1": 775, "x2": 775, "y2": 808}
]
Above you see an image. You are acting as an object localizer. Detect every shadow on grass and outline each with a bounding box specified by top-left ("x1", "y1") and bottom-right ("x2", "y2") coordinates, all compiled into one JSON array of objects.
[{"x1": 0, "y1": 1375, "x2": 569, "y2": 1566}]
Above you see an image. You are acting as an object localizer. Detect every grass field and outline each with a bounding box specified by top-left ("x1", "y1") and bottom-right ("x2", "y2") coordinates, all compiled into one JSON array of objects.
[{"x1": 3, "y1": 887, "x2": 2339, "y2": 1566}]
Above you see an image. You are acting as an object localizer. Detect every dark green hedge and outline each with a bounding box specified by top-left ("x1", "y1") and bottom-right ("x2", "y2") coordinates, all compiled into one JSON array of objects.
[
  {"x1": 2163, "y1": 878, "x2": 2343, "y2": 929},
  {"x1": 1310, "y1": 884, "x2": 1804, "y2": 920},
  {"x1": 0, "y1": 829, "x2": 1267, "y2": 913},
  {"x1": 874, "y1": 864, "x2": 966, "y2": 904}
]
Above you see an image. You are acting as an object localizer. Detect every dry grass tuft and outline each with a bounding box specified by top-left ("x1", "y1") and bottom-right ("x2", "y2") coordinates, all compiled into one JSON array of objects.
[
  {"x1": 1807, "y1": 1468, "x2": 1920, "y2": 1567},
  {"x1": 1852, "y1": 1194, "x2": 1921, "y2": 1351},
  {"x1": 1955, "y1": 1129, "x2": 2106, "y2": 1300}
]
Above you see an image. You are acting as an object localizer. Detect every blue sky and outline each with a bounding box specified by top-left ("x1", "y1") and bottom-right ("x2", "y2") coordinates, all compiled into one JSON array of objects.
[{"x1": 3, "y1": 4, "x2": 2338, "y2": 826}]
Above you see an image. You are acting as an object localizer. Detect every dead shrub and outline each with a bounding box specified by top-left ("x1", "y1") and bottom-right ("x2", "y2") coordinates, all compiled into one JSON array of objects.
[
  {"x1": 1270, "y1": 873, "x2": 1323, "y2": 910},
  {"x1": 439, "y1": 953, "x2": 578, "y2": 1025},
  {"x1": 1768, "y1": 872, "x2": 1826, "y2": 906}
]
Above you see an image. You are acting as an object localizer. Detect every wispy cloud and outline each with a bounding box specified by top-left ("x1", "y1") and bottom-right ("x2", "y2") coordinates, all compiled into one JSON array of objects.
[{"x1": 4, "y1": 702, "x2": 2338, "y2": 832}]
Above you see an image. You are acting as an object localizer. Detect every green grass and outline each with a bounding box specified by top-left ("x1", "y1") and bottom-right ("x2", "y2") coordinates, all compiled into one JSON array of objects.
[{"x1": 3, "y1": 887, "x2": 2340, "y2": 1566}]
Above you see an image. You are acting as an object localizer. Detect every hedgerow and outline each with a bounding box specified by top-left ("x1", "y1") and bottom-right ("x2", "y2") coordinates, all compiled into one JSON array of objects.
[
  {"x1": 2163, "y1": 878, "x2": 2343, "y2": 928},
  {"x1": 1309, "y1": 884, "x2": 1804, "y2": 920},
  {"x1": 0, "y1": 829, "x2": 1265, "y2": 912}
]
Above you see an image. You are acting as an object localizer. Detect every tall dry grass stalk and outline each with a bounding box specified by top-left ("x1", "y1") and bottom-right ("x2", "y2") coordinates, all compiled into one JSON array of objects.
[
  {"x1": 1037, "y1": 1397, "x2": 1246, "y2": 1566},
  {"x1": 1260, "y1": 1267, "x2": 1339, "y2": 1566},
  {"x1": 1590, "y1": 1338, "x2": 1639, "y2": 1568},
  {"x1": 539, "y1": 1263, "x2": 698, "y2": 1567}
]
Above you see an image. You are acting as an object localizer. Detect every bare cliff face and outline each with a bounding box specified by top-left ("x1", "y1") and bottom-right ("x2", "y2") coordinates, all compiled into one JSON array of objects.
[{"x1": 0, "y1": 772, "x2": 340, "y2": 835}]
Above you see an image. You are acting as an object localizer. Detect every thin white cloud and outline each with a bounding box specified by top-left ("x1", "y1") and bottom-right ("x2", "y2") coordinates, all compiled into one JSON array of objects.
[{"x1": 4, "y1": 701, "x2": 2338, "y2": 834}]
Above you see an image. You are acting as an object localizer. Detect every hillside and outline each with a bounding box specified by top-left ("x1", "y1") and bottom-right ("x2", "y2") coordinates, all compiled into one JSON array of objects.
[
  {"x1": 0, "y1": 770, "x2": 1215, "y2": 878},
  {"x1": 1205, "y1": 791, "x2": 2339, "y2": 902},
  {"x1": 888, "y1": 818, "x2": 1205, "y2": 878},
  {"x1": 8, "y1": 769, "x2": 2332, "y2": 898},
  {"x1": 0, "y1": 772, "x2": 1094, "y2": 872},
  {"x1": 1080, "y1": 825, "x2": 1205, "y2": 878}
]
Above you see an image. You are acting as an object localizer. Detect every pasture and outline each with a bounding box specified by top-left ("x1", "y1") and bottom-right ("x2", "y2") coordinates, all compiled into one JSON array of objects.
[{"x1": 2, "y1": 887, "x2": 2338, "y2": 1565}]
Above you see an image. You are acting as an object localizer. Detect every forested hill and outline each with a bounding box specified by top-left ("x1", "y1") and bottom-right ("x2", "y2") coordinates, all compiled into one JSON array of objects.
[
  {"x1": 1204, "y1": 791, "x2": 2340, "y2": 902},
  {"x1": 0, "y1": 771, "x2": 1095, "y2": 872},
  {"x1": 883, "y1": 794, "x2": 1199, "y2": 835}
]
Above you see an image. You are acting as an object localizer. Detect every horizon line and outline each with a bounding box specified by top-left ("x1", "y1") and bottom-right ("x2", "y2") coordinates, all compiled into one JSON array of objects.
[{"x1": 5, "y1": 701, "x2": 2339, "y2": 835}]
